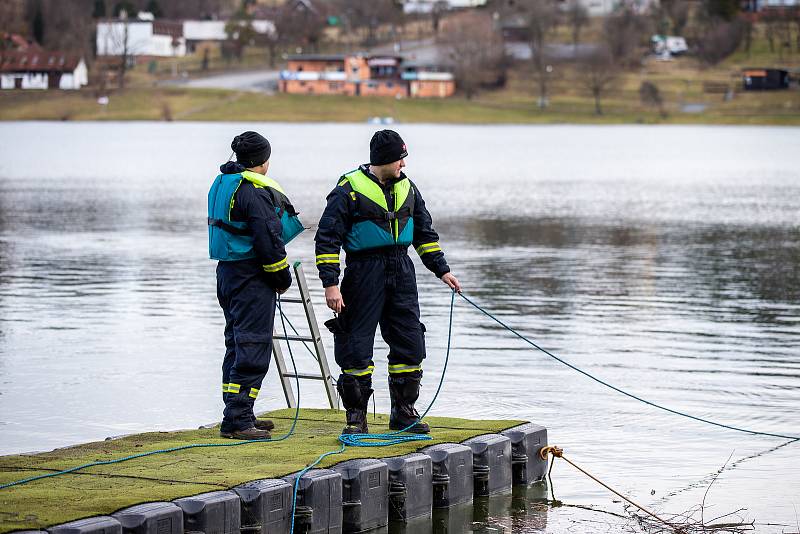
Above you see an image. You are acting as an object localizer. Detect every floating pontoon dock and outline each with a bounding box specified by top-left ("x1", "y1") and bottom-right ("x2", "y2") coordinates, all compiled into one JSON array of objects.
[{"x1": 0, "y1": 409, "x2": 547, "y2": 533}]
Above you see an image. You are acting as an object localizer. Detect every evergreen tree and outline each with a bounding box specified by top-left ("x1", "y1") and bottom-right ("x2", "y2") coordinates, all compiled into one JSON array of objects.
[
  {"x1": 704, "y1": 0, "x2": 740, "y2": 21},
  {"x1": 32, "y1": 5, "x2": 44, "y2": 45},
  {"x1": 92, "y1": 0, "x2": 107, "y2": 18},
  {"x1": 145, "y1": 0, "x2": 163, "y2": 18},
  {"x1": 113, "y1": 1, "x2": 137, "y2": 18}
]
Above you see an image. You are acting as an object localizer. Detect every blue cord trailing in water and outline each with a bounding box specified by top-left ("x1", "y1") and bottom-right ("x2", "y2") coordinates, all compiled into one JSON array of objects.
[
  {"x1": 0, "y1": 296, "x2": 305, "y2": 491},
  {"x1": 458, "y1": 292, "x2": 800, "y2": 442},
  {"x1": 3, "y1": 284, "x2": 795, "y2": 510}
]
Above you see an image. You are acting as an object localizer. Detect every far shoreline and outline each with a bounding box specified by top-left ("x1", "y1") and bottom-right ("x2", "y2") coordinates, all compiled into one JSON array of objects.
[{"x1": 2, "y1": 88, "x2": 798, "y2": 126}]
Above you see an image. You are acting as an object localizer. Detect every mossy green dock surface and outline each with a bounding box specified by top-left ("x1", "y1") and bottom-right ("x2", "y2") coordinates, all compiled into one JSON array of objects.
[{"x1": 0, "y1": 408, "x2": 523, "y2": 533}]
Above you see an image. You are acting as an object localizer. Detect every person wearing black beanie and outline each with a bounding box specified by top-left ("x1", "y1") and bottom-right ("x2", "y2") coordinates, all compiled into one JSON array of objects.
[
  {"x1": 232, "y1": 130, "x2": 271, "y2": 168},
  {"x1": 208, "y1": 131, "x2": 301, "y2": 440},
  {"x1": 314, "y1": 129, "x2": 462, "y2": 436}
]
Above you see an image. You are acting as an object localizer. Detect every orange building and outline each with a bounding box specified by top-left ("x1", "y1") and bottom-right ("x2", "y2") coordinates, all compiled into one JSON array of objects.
[{"x1": 279, "y1": 54, "x2": 455, "y2": 98}]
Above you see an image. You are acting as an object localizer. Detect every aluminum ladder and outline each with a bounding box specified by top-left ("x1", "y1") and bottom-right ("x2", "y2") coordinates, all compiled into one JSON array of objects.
[{"x1": 273, "y1": 261, "x2": 338, "y2": 409}]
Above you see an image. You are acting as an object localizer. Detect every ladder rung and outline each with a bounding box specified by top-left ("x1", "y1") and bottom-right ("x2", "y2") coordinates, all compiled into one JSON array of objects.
[
  {"x1": 284, "y1": 373, "x2": 330, "y2": 381},
  {"x1": 276, "y1": 334, "x2": 317, "y2": 343},
  {"x1": 279, "y1": 297, "x2": 305, "y2": 304}
]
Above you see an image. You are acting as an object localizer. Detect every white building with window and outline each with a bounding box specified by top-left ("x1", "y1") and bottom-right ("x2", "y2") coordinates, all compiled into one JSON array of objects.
[
  {"x1": 557, "y1": 0, "x2": 657, "y2": 17},
  {"x1": 0, "y1": 51, "x2": 88, "y2": 90},
  {"x1": 96, "y1": 16, "x2": 186, "y2": 57},
  {"x1": 399, "y1": 0, "x2": 488, "y2": 14},
  {"x1": 182, "y1": 19, "x2": 275, "y2": 53}
]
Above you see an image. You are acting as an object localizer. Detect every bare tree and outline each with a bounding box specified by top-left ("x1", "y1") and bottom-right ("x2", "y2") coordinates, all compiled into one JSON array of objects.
[
  {"x1": 0, "y1": 0, "x2": 27, "y2": 36},
  {"x1": 793, "y1": 7, "x2": 800, "y2": 52},
  {"x1": 330, "y1": 0, "x2": 401, "y2": 47},
  {"x1": 603, "y1": 7, "x2": 651, "y2": 68},
  {"x1": 511, "y1": 0, "x2": 560, "y2": 108},
  {"x1": 639, "y1": 80, "x2": 667, "y2": 118},
  {"x1": 117, "y1": 16, "x2": 130, "y2": 88},
  {"x1": 762, "y1": 10, "x2": 792, "y2": 59},
  {"x1": 580, "y1": 46, "x2": 617, "y2": 115},
  {"x1": 662, "y1": 0, "x2": 690, "y2": 35},
  {"x1": 159, "y1": 0, "x2": 238, "y2": 20},
  {"x1": 443, "y1": 12, "x2": 506, "y2": 99},
  {"x1": 565, "y1": 0, "x2": 589, "y2": 48},
  {"x1": 431, "y1": 1, "x2": 448, "y2": 35},
  {"x1": 741, "y1": 16, "x2": 754, "y2": 56},
  {"x1": 272, "y1": 1, "x2": 326, "y2": 54},
  {"x1": 694, "y1": 19, "x2": 745, "y2": 65},
  {"x1": 97, "y1": 10, "x2": 140, "y2": 89},
  {"x1": 40, "y1": 0, "x2": 95, "y2": 55},
  {"x1": 225, "y1": 8, "x2": 256, "y2": 61}
]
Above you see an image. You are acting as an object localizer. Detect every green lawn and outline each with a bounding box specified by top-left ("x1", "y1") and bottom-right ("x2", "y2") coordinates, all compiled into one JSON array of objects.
[
  {"x1": 1, "y1": 22, "x2": 798, "y2": 125},
  {"x1": 0, "y1": 409, "x2": 524, "y2": 533},
  {"x1": 1, "y1": 85, "x2": 797, "y2": 125}
]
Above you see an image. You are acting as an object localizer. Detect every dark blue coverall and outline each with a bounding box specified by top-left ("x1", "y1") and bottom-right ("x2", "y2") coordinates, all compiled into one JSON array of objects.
[
  {"x1": 216, "y1": 161, "x2": 291, "y2": 434},
  {"x1": 314, "y1": 165, "x2": 450, "y2": 380}
]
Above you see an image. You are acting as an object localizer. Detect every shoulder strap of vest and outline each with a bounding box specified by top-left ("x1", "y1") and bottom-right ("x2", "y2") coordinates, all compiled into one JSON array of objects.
[
  {"x1": 345, "y1": 168, "x2": 388, "y2": 211},
  {"x1": 242, "y1": 170, "x2": 286, "y2": 194}
]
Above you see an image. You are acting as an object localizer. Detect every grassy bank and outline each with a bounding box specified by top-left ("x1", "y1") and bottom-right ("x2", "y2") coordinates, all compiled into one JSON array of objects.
[
  {"x1": 0, "y1": 409, "x2": 523, "y2": 533},
  {"x1": 2, "y1": 21, "x2": 799, "y2": 126},
  {"x1": 0, "y1": 83, "x2": 798, "y2": 124}
]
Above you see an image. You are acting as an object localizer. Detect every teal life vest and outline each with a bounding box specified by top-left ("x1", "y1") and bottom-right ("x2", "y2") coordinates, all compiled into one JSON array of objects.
[
  {"x1": 341, "y1": 168, "x2": 415, "y2": 253},
  {"x1": 208, "y1": 170, "x2": 304, "y2": 261}
]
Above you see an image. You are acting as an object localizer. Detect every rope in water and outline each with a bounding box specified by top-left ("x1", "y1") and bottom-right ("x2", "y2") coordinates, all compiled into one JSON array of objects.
[
  {"x1": 541, "y1": 446, "x2": 687, "y2": 533},
  {"x1": 458, "y1": 292, "x2": 800, "y2": 442},
  {"x1": 0, "y1": 296, "x2": 304, "y2": 491}
]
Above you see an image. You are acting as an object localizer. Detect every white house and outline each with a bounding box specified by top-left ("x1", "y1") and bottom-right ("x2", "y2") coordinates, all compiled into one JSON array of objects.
[
  {"x1": 744, "y1": 0, "x2": 799, "y2": 9},
  {"x1": 182, "y1": 19, "x2": 276, "y2": 53},
  {"x1": 400, "y1": 0, "x2": 488, "y2": 14},
  {"x1": 96, "y1": 15, "x2": 186, "y2": 57},
  {"x1": 0, "y1": 51, "x2": 88, "y2": 90},
  {"x1": 557, "y1": 0, "x2": 658, "y2": 17}
]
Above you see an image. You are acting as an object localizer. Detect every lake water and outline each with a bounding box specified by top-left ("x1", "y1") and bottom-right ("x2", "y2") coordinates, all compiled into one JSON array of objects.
[{"x1": 0, "y1": 123, "x2": 798, "y2": 533}]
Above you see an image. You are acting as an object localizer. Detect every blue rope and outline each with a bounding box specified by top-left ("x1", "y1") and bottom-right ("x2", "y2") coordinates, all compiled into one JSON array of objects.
[
  {"x1": 278, "y1": 308, "x2": 318, "y2": 360},
  {"x1": 458, "y1": 292, "x2": 800, "y2": 442},
  {"x1": 289, "y1": 290, "x2": 457, "y2": 534},
  {"x1": 0, "y1": 295, "x2": 305, "y2": 491},
  {"x1": 338, "y1": 289, "x2": 456, "y2": 447}
]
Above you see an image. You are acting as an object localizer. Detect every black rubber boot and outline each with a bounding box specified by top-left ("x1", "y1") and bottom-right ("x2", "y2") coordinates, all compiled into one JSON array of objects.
[
  {"x1": 388, "y1": 373, "x2": 430, "y2": 434},
  {"x1": 337, "y1": 374, "x2": 373, "y2": 434}
]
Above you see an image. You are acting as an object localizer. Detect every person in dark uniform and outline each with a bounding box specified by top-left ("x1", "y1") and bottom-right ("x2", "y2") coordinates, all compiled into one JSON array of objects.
[
  {"x1": 315, "y1": 130, "x2": 461, "y2": 435},
  {"x1": 208, "y1": 131, "x2": 302, "y2": 440}
]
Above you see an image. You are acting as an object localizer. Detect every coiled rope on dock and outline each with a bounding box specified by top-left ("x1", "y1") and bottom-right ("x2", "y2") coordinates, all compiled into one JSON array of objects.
[{"x1": 2, "y1": 287, "x2": 796, "y2": 508}]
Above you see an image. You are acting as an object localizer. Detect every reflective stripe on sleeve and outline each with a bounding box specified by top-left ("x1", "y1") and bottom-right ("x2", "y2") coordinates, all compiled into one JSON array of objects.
[
  {"x1": 263, "y1": 258, "x2": 289, "y2": 273},
  {"x1": 416, "y1": 242, "x2": 442, "y2": 256},
  {"x1": 315, "y1": 253, "x2": 340, "y2": 265},
  {"x1": 248, "y1": 387, "x2": 260, "y2": 399}
]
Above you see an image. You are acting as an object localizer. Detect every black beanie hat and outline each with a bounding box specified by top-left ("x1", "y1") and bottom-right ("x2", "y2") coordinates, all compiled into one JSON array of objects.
[
  {"x1": 369, "y1": 130, "x2": 408, "y2": 166},
  {"x1": 232, "y1": 131, "x2": 271, "y2": 168}
]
